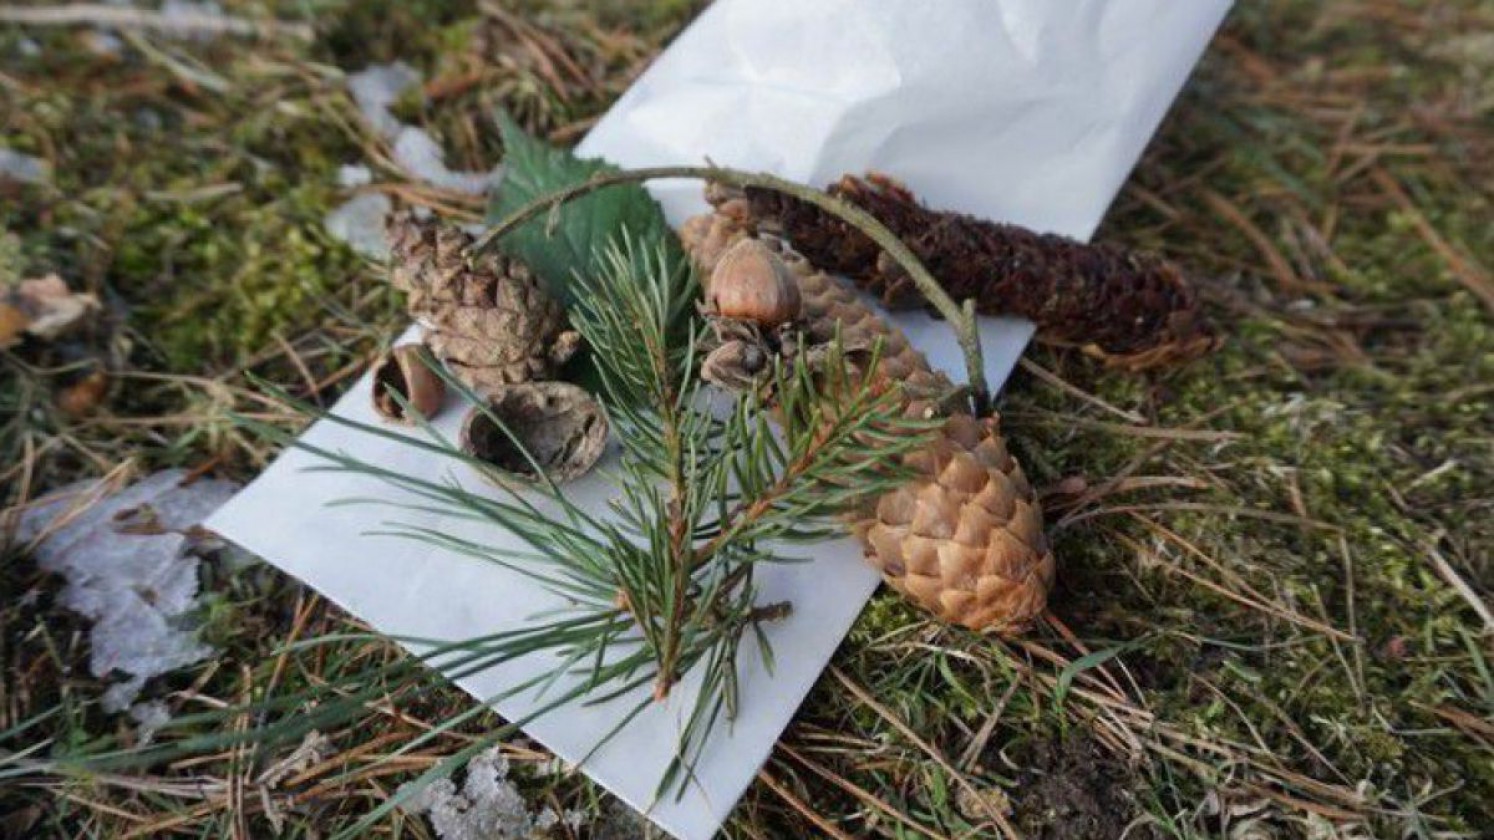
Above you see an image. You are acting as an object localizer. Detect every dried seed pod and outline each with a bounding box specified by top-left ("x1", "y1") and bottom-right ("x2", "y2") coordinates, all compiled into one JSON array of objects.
[
  {"x1": 461, "y1": 382, "x2": 609, "y2": 484},
  {"x1": 701, "y1": 339, "x2": 768, "y2": 391},
  {"x1": 372, "y1": 344, "x2": 446, "y2": 424},
  {"x1": 715, "y1": 175, "x2": 1219, "y2": 370},
  {"x1": 706, "y1": 238, "x2": 802, "y2": 328},
  {"x1": 681, "y1": 208, "x2": 1054, "y2": 633},
  {"x1": 1, "y1": 273, "x2": 103, "y2": 348}
]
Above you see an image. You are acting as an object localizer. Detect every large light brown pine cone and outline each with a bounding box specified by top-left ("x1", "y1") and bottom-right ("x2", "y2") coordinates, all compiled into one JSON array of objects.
[
  {"x1": 681, "y1": 206, "x2": 1054, "y2": 633},
  {"x1": 387, "y1": 212, "x2": 579, "y2": 396}
]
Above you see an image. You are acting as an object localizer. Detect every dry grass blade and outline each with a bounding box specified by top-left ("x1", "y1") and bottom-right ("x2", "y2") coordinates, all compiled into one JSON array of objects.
[
  {"x1": 1016, "y1": 357, "x2": 1146, "y2": 424},
  {"x1": 1424, "y1": 533, "x2": 1494, "y2": 631},
  {"x1": 0, "y1": 3, "x2": 314, "y2": 41},
  {"x1": 776, "y1": 744, "x2": 954, "y2": 840},
  {"x1": 1370, "y1": 168, "x2": 1494, "y2": 314},
  {"x1": 755, "y1": 769, "x2": 858, "y2": 840},
  {"x1": 830, "y1": 668, "x2": 1021, "y2": 840},
  {"x1": 1125, "y1": 515, "x2": 1357, "y2": 641}
]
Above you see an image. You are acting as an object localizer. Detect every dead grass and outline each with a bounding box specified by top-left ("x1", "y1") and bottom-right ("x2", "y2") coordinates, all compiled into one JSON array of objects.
[{"x1": 2, "y1": 1, "x2": 1491, "y2": 838}]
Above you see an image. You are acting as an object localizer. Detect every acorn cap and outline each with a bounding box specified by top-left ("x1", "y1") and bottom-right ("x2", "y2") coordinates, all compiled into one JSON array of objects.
[{"x1": 461, "y1": 382, "x2": 609, "y2": 484}]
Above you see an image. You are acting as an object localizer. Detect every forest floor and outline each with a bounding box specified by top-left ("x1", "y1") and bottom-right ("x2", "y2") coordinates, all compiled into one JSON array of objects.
[{"x1": 2, "y1": 1, "x2": 1491, "y2": 838}]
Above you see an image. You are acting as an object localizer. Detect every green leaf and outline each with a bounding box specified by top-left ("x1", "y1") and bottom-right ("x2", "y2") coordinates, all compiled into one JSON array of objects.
[
  {"x1": 1052, "y1": 636, "x2": 1149, "y2": 710},
  {"x1": 489, "y1": 112, "x2": 688, "y2": 308}
]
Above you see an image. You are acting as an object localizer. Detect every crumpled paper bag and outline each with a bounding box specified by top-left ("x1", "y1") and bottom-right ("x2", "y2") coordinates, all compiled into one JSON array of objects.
[{"x1": 206, "y1": 2, "x2": 1231, "y2": 838}]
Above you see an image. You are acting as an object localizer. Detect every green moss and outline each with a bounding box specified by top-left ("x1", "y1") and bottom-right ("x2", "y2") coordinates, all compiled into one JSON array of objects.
[
  {"x1": 4, "y1": 1, "x2": 1494, "y2": 837},
  {"x1": 109, "y1": 185, "x2": 372, "y2": 369}
]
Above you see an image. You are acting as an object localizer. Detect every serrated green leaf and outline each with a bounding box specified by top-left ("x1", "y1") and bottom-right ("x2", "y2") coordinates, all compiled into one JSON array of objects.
[{"x1": 488, "y1": 112, "x2": 687, "y2": 308}]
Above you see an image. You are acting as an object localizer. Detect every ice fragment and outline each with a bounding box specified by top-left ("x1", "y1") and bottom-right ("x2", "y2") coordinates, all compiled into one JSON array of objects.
[{"x1": 15, "y1": 470, "x2": 240, "y2": 711}]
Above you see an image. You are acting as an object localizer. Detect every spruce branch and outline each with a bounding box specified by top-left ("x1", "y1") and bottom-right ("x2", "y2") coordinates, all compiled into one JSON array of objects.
[{"x1": 474, "y1": 165, "x2": 993, "y2": 414}]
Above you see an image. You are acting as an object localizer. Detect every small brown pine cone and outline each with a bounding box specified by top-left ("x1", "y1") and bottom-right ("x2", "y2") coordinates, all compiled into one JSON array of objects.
[
  {"x1": 715, "y1": 175, "x2": 1219, "y2": 371},
  {"x1": 681, "y1": 209, "x2": 1054, "y2": 633},
  {"x1": 858, "y1": 412, "x2": 1053, "y2": 630},
  {"x1": 387, "y1": 212, "x2": 580, "y2": 396}
]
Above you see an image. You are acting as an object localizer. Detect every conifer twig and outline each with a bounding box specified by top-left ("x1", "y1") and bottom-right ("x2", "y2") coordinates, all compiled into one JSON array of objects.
[{"x1": 471, "y1": 165, "x2": 993, "y2": 414}]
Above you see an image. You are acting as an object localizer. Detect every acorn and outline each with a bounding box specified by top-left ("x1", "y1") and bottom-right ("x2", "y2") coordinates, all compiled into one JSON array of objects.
[
  {"x1": 706, "y1": 238, "x2": 802, "y2": 327},
  {"x1": 372, "y1": 344, "x2": 446, "y2": 424}
]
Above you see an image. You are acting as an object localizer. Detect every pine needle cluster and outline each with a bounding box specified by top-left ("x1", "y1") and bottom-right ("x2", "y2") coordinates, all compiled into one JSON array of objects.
[{"x1": 249, "y1": 237, "x2": 936, "y2": 806}]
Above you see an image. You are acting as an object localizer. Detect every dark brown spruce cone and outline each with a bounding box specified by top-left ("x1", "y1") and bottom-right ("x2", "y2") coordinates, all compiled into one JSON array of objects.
[{"x1": 715, "y1": 174, "x2": 1219, "y2": 371}]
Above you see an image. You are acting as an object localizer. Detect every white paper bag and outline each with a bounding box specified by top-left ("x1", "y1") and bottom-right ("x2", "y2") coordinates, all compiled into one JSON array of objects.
[{"x1": 206, "y1": 3, "x2": 1231, "y2": 838}]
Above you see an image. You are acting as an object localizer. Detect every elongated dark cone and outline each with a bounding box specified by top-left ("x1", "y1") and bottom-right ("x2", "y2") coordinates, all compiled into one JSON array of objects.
[
  {"x1": 386, "y1": 212, "x2": 580, "y2": 395},
  {"x1": 714, "y1": 175, "x2": 1219, "y2": 371},
  {"x1": 681, "y1": 209, "x2": 1055, "y2": 633}
]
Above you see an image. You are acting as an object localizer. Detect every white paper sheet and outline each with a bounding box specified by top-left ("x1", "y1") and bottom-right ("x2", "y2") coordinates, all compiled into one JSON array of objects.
[{"x1": 205, "y1": 2, "x2": 1230, "y2": 838}]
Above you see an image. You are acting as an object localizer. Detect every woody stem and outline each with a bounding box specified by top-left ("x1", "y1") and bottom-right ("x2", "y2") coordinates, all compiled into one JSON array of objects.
[{"x1": 471, "y1": 165, "x2": 991, "y2": 415}]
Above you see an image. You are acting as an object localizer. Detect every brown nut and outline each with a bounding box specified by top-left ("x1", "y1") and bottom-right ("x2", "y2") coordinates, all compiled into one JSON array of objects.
[
  {"x1": 706, "y1": 238, "x2": 801, "y2": 328},
  {"x1": 372, "y1": 344, "x2": 446, "y2": 424},
  {"x1": 460, "y1": 382, "x2": 608, "y2": 484}
]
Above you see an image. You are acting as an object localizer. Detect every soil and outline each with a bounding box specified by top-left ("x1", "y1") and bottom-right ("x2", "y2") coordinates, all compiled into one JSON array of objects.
[{"x1": 1009, "y1": 735, "x2": 1148, "y2": 840}]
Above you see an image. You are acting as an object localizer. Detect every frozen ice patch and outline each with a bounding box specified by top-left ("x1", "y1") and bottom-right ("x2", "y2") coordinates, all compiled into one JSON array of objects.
[
  {"x1": 402, "y1": 747, "x2": 584, "y2": 840},
  {"x1": 160, "y1": 0, "x2": 226, "y2": 41},
  {"x1": 14, "y1": 469, "x2": 240, "y2": 712},
  {"x1": 348, "y1": 62, "x2": 422, "y2": 140},
  {"x1": 337, "y1": 163, "x2": 373, "y2": 188},
  {"x1": 83, "y1": 29, "x2": 125, "y2": 57},
  {"x1": 129, "y1": 700, "x2": 173, "y2": 744},
  {"x1": 345, "y1": 62, "x2": 495, "y2": 195},
  {"x1": 325, "y1": 192, "x2": 393, "y2": 259},
  {"x1": 392, "y1": 127, "x2": 497, "y2": 195},
  {"x1": 0, "y1": 148, "x2": 50, "y2": 185}
]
